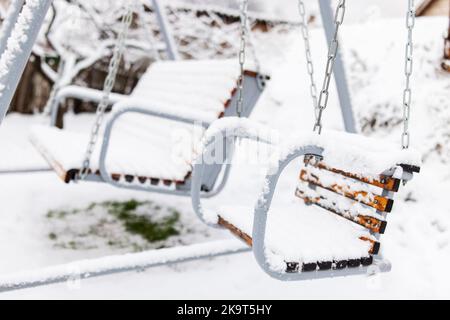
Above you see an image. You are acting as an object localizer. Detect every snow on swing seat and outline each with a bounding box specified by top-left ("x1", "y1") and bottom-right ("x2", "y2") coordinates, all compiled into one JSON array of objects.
[
  {"x1": 29, "y1": 120, "x2": 200, "y2": 183},
  {"x1": 216, "y1": 204, "x2": 374, "y2": 272},
  {"x1": 30, "y1": 59, "x2": 264, "y2": 184},
  {"x1": 128, "y1": 59, "x2": 245, "y2": 123}
]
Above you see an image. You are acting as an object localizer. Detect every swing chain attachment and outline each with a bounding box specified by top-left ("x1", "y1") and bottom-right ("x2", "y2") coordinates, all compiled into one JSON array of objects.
[
  {"x1": 78, "y1": 6, "x2": 133, "y2": 180},
  {"x1": 314, "y1": 0, "x2": 346, "y2": 134},
  {"x1": 297, "y1": 0, "x2": 318, "y2": 116},
  {"x1": 237, "y1": 0, "x2": 249, "y2": 118},
  {"x1": 402, "y1": 0, "x2": 415, "y2": 150}
]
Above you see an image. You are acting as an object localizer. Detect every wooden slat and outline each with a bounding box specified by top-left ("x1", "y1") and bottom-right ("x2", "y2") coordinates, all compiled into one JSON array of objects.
[
  {"x1": 243, "y1": 70, "x2": 259, "y2": 78},
  {"x1": 30, "y1": 137, "x2": 70, "y2": 182},
  {"x1": 310, "y1": 161, "x2": 401, "y2": 192},
  {"x1": 295, "y1": 189, "x2": 387, "y2": 234},
  {"x1": 416, "y1": 0, "x2": 449, "y2": 16},
  {"x1": 360, "y1": 237, "x2": 380, "y2": 255},
  {"x1": 299, "y1": 170, "x2": 394, "y2": 213},
  {"x1": 416, "y1": 0, "x2": 436, "y2": 16},
  {"x1": 218, "y1": 216, "x2": 253, "y2": 246}
]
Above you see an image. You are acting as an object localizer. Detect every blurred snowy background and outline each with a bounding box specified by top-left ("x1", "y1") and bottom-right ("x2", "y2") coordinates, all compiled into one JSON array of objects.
[
  {"x1": 0, "y1": 0, "x2": 449, "y2": 299},
  {"x1": 180, "y1": 0, "x2": 409, "y2": 22}
]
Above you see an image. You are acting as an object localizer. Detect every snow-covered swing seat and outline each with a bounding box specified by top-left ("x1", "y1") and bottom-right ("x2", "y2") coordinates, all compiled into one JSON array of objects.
[
  {"x1": 189, "y1": 0, "x2": 422, "y2": 280},
  {"x1": 192, "y1": 119, "x2": 421, "y2": 279},
  {"x1": 30, "y1": 59, "x2": 269, "y2": 194}
]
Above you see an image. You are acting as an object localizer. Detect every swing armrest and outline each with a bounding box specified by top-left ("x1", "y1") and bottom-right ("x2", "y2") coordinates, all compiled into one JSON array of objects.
[
  {"x1": 111, "y1": 98, "x2": 224, "y2": 125},
  {"x1": 50, "y1": 85, "x2": 127, "y2": 127},
  {"x1": 190, "y1": 118, "x2": 275, "y2": 226}
]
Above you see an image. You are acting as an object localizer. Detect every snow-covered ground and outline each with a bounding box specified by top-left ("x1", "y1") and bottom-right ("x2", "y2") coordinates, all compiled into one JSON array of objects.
[{"x1": 0, "y1": 16, "x2": 450, "y2": 299}]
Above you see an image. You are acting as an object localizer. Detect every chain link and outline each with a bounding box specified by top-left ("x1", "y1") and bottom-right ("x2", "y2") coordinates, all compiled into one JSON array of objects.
[
  {"x1": 236, "y1": 0, "x2": 248, "y2": 118},
  {"x1": 402, "y1": 0, "x2": 415, "y2": 149},
  {"x1": 314, "y1": 0, "x2": 346, "y2": 134},
  {"x1": 297, "y1": 0, "x2": 319, "y2": 118},
  {"x1": 78, "y1": 7, "x2": 133, "y2": 180}
]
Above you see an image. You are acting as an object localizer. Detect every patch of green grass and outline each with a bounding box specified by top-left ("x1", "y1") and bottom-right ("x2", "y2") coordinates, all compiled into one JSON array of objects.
[
  {"x1": 47, "y1": 199, "x2": 181, "y2": 245},
  {"x1": 102, "y1": 200, "x2": 180, "y2": 242}
]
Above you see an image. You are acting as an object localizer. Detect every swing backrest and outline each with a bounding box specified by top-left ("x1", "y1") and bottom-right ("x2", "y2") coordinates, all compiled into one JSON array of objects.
[{"x1": 295, "y1": 156, "x2": 420, "y2": 254}]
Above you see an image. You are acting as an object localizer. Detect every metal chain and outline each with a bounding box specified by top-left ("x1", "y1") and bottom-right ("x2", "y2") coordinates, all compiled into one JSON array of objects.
[
  {"x1": 78, "y1": 7, "x2": 133, "y2": 180},
  {"x1": 236, "y1": 0, "x2": 249, "y2": 118},
  {"x1": 314, "y1": 0, "x2": 346, "y2": 134},
  {"x1": 402, "y1": 0, "x2": 415, "y2": 149},
  {"x1": 297, "y1": 0, "x2": 319, "y2": 118}
]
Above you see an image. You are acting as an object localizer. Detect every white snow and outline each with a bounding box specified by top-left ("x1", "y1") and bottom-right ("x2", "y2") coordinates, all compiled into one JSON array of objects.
[
  {"x1": 0, "y1": 114, "x2": 49, "y2": 171},
  {"x1": 0, "y1": 16, "x2": 449, "y2": 299},
  {"x1": 281, "y1": 129, "x2": 421, "y2": 177},
  {"x1": 129, "y1": 59, "x2": 243, "y2": 122}
]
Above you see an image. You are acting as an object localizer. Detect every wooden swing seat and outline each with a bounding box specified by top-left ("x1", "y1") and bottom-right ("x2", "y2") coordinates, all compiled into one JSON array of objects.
[
  {"x1": 30, "y1": 60, "x2": 268, "y2": 188},
  {"x1": 203, "y1": 128, "x2": 421, "y2": 274}
]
